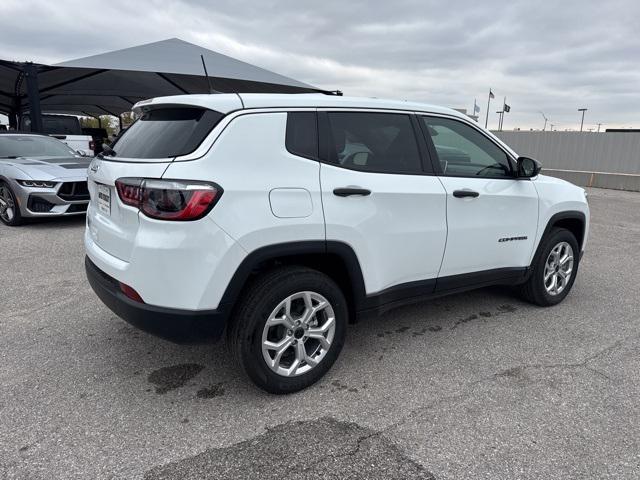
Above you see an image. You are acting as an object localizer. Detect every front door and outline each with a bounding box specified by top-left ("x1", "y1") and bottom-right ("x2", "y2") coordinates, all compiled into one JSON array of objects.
[{"x1": 419, "y1": 115, "x2": 539, "y2": 285}]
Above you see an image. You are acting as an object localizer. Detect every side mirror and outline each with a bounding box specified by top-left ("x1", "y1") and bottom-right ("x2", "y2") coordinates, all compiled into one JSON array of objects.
[
  {"x1": 517, "y1": 156, "x2": 541, "y2": 178},
  {"x1": 76, "y1": 149, "x2": 90, "y2": 157}
]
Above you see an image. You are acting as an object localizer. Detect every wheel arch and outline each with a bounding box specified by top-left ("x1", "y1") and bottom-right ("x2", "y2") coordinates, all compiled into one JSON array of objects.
[
  {"x1": 536, "y1": 211, "x2": 586, "y2": 260},
  {"x1": 0, "y1": 174, "x2": 18, "y2": 185},
  {"x1": 218, "y1": 241, "x2": 366, "y2": 323}
]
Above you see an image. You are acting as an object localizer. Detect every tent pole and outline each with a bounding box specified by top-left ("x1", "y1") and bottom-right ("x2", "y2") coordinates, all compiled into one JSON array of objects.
[
  {"x1": 8, "y1": 111, "x2": 18, "y2": 129},
  {"x1": 24, "y1": 63, "x2": 43, "y2": 133},
  {"x1": 8, "y1": 102, "x2": 18, "y2": 129}
]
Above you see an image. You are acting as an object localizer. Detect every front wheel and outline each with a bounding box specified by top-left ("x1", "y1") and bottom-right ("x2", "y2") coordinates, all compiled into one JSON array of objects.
[
  {"x1": 0, "y1": 181, "x2": 22, "y2": 226},
  {"x1": 519, "y1": 227, "x2": 580, "y2": 306},
  {"x1": 228, "y1": 266, "x2": 348, "y2": 394}
]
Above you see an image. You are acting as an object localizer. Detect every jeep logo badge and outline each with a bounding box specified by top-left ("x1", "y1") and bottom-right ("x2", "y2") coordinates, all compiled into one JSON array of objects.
[{"x1": 90, "y1": 162, "x2": 100, "y2": 174}]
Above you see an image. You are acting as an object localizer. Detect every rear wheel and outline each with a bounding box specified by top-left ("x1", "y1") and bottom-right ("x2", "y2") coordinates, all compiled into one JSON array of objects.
[
  {"x1": 519, "y1": 227, "x2": 579, "y2": 306},
  {"x1": 0, "y1": 181, "x2": 22, "y2": 226},
  {"x1": 228, "y1": 266, "x2": 347, "y2": 394}
]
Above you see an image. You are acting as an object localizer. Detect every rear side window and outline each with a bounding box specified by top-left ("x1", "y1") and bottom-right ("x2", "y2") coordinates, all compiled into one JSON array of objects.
[
  {"x1": 286, "y1": 112, "x2": 318, "y2": 159},
  {"x1": 111, "y1": 107, "x2": 224, "y2": 159},
  {"x1": 325, "y1": 112, "x2": 422, "y2": 174}
]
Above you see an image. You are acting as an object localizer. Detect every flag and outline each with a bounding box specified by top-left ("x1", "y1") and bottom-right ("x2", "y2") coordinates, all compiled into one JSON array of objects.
[
  {"x1": 504, "y1": 104, "x2": 511, "y2": 113},
  {"x1": 489, "y1": 89, "x2": 495, "y2": 99}
]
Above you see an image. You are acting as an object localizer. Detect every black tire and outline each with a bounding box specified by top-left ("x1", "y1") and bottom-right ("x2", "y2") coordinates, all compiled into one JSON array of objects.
[
  {"x1": 519, "y1": 227, "x2": 580, "y2": 306},
  {"x1": 228, "y1": 266, "x2": 348, "y2": 394},
  {"x1": 0, "y1": 181, "x2": 22, "y2": 226}
]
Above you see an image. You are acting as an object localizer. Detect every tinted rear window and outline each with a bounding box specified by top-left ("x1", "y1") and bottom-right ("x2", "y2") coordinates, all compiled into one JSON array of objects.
[
  {"x1": 286, "y1": 112, "x2": 318, "y2": 159},
  {"x1": 22, "y1": 115, "x2": 82, "y2": 135},
  {"x1": 326, "y1": 112, "x2": 422, "y2": 174},
  {"x1": 111, "y1": 107, "x2": 224, "y2": 159}
]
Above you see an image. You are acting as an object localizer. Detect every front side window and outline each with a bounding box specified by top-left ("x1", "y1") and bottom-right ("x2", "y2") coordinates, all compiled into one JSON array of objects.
[
  {"x1": 110, "y1": 107, "x2": 224, "y2": 159},
  {"x1": 421, "y1": 116, "x2": 513, "y2": 178},
  {"x1": 326, "y1": 112, "x2": 422, "y2": 174}
]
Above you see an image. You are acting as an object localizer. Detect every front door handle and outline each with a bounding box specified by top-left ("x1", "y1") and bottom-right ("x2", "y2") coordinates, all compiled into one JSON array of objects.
[
  {"x1": 453, "y1": 189, "x2": 479, "y2": 198},
  {"x1": 333, "y1": 188, "x2": 371, "y2": 197}
]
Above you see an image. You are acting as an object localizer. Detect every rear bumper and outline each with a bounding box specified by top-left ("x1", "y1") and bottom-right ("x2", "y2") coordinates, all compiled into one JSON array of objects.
[{"x1": 85, "y1": 256, "x2": 227, "y2": 344}]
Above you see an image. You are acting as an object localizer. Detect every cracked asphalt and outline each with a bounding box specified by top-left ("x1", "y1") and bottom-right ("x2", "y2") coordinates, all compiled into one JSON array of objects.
[{"x1": 1, "y1": 187, "x2": 639, "y2": 479}]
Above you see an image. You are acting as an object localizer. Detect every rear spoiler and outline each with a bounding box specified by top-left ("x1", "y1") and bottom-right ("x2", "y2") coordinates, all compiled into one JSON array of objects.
[{"x1": 132, "y1": 95, "x2": 243, "y2": 115}]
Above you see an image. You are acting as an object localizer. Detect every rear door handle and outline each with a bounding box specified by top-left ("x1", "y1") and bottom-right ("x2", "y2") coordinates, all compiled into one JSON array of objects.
[
  {"x1": 333, "y1": 188, "x2": 371, "y2": 197},
  {"x1": 453, "y1": 189, "x2": 479, "y2": 198}
]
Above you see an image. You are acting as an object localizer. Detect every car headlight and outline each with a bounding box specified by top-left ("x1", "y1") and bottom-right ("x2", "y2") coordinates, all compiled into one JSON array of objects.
[{"x1": 17, "y1": 180, "x2": 57, "y2": 188}]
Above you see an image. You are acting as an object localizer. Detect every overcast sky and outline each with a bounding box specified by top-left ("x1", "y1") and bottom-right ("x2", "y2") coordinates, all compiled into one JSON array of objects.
[{"x1": 2, "y1": 0, "x2": 639, "y2": 130}]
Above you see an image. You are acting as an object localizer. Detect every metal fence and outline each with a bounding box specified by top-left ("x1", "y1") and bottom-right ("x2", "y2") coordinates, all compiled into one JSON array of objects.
[{"x1": 494, "y1": 131, "x2": 640, "y2": 191}]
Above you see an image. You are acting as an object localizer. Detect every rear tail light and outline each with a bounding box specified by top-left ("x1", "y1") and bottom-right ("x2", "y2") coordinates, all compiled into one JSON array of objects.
[
  {"x1": 89, "y1": 140, "x2": 95, "y2": 151},
  {"x1": 115, "y1": 178, "x2": 222, "y2": 221}
]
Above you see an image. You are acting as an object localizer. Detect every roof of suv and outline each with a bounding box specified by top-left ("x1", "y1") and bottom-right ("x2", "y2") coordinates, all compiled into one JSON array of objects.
[{"x1": 132, "y1": 93, "x2": 466, "y2": 119}]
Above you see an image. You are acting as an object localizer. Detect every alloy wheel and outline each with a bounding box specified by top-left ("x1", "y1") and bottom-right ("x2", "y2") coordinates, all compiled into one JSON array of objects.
[
  {"x1": 261, "y1": 291, "x2": 336, "y2": 377},
  {"x1": 0, "y1": 185, "x2": 15, "y2": 223},
  {"x1": 543, "y1": 241, "x2": 574, "y2": 296}
]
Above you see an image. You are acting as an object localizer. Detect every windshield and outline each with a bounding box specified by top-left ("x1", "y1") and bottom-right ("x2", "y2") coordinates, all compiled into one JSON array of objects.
[{"x1": 0, "y1": 135, "x2": 76, "y2": 158}]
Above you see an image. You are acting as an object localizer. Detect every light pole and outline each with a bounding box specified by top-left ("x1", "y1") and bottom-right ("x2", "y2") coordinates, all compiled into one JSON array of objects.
[
  {"x1": 496, "y1": 111, "x2": 503, "y2": 131},
  {"x1": 578, "y1": 108, "x2": 588, "y2": 132},
  {"x1": 597, "y1": 123, "x2": 602, "y2": 132}
]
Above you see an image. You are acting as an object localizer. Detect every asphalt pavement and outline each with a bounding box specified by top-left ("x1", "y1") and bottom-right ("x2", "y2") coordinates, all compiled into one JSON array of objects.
[{"x1": 1, "y1": 187, "x2": 639, "y2": 479}]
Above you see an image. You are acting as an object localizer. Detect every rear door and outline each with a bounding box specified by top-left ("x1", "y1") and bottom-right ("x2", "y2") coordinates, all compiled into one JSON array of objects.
[
  {"x1": 419, "y1": 115, "x2": 539, "y2": 286},
  {"x1": 319, "y1": 110, "x2": 447, "y2": 300}
]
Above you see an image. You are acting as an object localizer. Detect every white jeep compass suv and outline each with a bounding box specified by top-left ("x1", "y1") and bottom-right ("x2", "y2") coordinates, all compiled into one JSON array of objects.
[{"x1": 85, "y1": 93, "x2": 589, "y2": 393}]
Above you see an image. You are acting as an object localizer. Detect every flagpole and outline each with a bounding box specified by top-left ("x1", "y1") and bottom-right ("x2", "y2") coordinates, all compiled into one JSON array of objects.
[
  {"x1": 500, "y1": 96, "x2": 506, "y2": 131},
  {"x1": 485, "y1": 90, "x2": 492, "y2": 128}
]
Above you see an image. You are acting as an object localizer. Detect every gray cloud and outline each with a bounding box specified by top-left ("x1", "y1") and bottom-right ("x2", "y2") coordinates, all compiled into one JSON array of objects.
[{"x1": 1, "y1": 0, "x2": 638, "y2": 129}]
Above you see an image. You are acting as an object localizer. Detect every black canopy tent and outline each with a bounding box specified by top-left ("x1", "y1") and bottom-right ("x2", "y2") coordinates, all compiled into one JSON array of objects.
[{"x1": 0, "y1": 38, "x2": 324, "y2": 132}]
